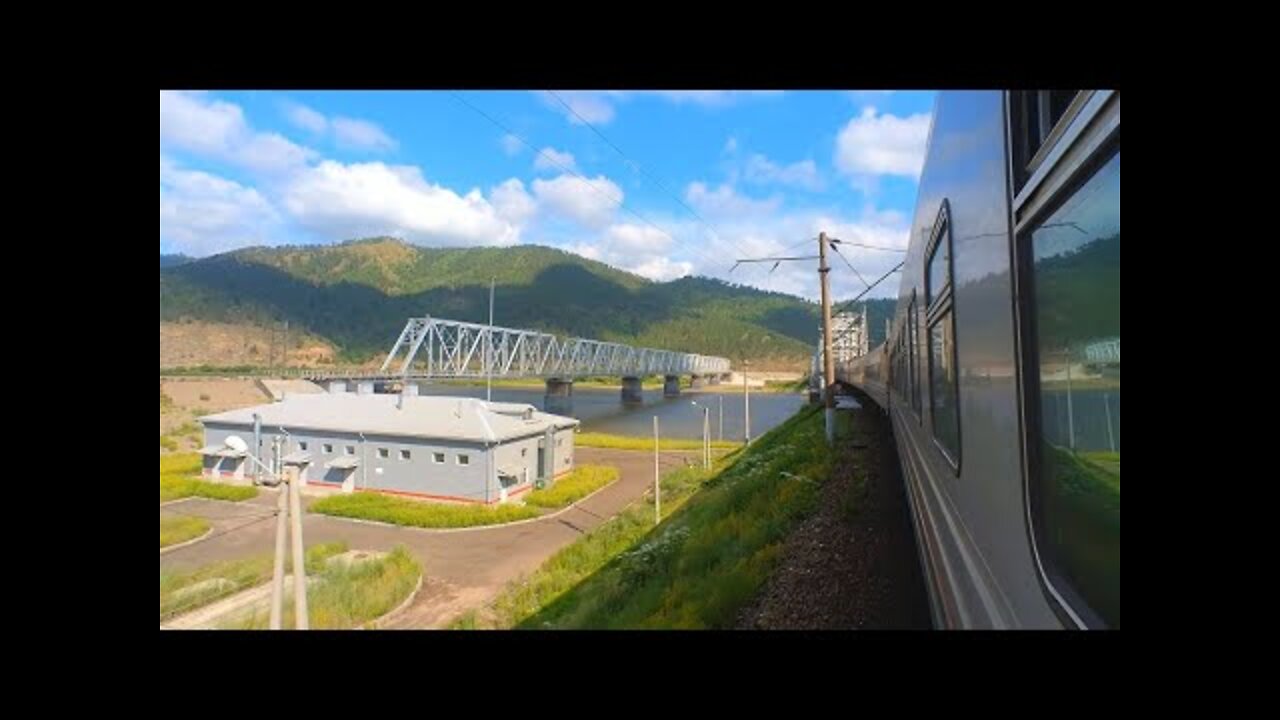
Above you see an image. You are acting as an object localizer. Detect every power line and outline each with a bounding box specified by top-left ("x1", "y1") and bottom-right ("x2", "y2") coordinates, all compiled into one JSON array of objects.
[
  {"x1": 449, "y1": 92, "x2": 727, "y2": 273},
  {"x1": 160, "y1": 512, "x2": 278, "y2": 555},
  {"x1": 546, "y1": 90, "x2": 748, "y2": 260},
  {"x1": 828, "y1": 261, "x2": 905, "y2": 343},
  {"x1": 829, "y1": 242, "x2": 871, "y2": 289}
]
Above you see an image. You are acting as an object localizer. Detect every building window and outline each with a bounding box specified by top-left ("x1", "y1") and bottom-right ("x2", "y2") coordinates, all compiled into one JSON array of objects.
[
  {"x1": 521, "y1": 448, "x2": 527, "y2": 457},
  {"x1": 378, "y1": 447, "x2": 389, "y2": 459},
  {"x1": 457, "y1": 454, "x2": 470, "y2": 466},
  {"x1": 299, "y1": 441, "x2": 308, "y2": 451},
  {"x1": 926, "y1": 200, "x2": 961, "y2": 467},
  {"x1": 345, "y1": 446, "x2": 355, "y2": 456},
  {"x1": 400, "y1": 449, "x2": 411, "y2": 461},
  {"x1": 1024, "y1": 147, "x2": 1120, "y2": 628},
  {"x1": 433, "y1": 452, "x2": 445, "y2": 464},
  {"x1": 323, "y1": 443, "x2": 333, "y2": 454}
]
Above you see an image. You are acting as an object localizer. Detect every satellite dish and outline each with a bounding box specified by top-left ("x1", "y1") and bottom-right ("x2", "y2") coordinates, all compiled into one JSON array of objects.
[{"x1": 224, "y1": 435, "x2": 249, "y2": 453}]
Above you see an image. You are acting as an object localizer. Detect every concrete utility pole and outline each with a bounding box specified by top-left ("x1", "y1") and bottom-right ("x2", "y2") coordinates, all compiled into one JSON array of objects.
[
  {"x1": 287, "y1": 465, "x2": 309, "y2": 629},
  {"x1": 818, "y1": 232, "x2": 836, "y2": 446},
  {"x1": 653, "y1": 416, "x2": 660, "y2": 526},
  {"x1": 702, "y1": 405, "x2": 710, "y2": 470},
  {"x1": 269, "y1": 469, "x2": 289, "y2": 630},
  {"x1": 743, "y1": 360, "x2": 751, "y2": 445},
  {"x1": 486, "y1": 278, "x2": 495, "y2": 403},
  {"x1": 718, "y1": 394, "x2": 723, "y2": 444}
]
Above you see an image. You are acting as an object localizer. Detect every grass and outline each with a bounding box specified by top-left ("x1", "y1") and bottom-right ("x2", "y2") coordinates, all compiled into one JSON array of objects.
[
  {"x1": 575, "y1": 432, "x2": 742, "y2": 452},
  {"x1": 524, "y1": 465, "x2": 618, "y2": 509},
  {"x1": 160, "y1": 436, "x2": 179, "y2": 452},
  {"x1": 223, "y1": 546, "x2": 422, "y2": 629},
  {"x1": 160, "y1": 515, "x2": 210, "y2": 548},
  {"x1": 160, "y1": 541, "x2": 348, "y2": 621},
  {"x1": 159, "y1": 452, "x2": 259, "y2": 503},
  {"x1": 457, "y1": 406, "x2": 830, "y2": 629},
  {"x1": 310, "y1": 491, "x2": 541, "y2": 528}
]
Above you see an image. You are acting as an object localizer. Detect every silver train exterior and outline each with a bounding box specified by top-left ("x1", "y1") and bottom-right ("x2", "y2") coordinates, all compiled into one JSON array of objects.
[{"x1": 837, "y1": 90, "x2": 1119, "y2": 629}]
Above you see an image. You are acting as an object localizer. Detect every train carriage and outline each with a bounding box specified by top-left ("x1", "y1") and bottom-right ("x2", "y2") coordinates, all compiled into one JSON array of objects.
[{"x1": 837, "y1": 90, "x2": 1119, "y2": 629}]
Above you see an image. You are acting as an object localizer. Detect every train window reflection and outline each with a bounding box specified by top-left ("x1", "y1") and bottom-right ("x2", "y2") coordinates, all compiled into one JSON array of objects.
[
  {"x1": 1029, "y1": 148, "x2": 1120, "y2": 628},
  {"x1": 929, "y1": 311, "x2": 959, "y2": 461}
]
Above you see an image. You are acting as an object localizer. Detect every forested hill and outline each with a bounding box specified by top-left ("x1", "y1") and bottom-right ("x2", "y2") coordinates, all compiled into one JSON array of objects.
[{"x1": 159, "y1": 238, "x2": 896, "y2": 366}]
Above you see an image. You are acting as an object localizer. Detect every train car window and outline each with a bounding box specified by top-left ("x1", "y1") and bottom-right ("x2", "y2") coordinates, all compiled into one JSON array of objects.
[
  {"x1": 909, "y1": 294, "x2": 921, "y2": 418},
  {"x1": 1025, "y1": 147, "x2": 1120, "y2": 628},
  {"x1": 1012, "y1": 90, "x2": 1082, "y2": 191},
  {"x1": 926, "y1": 201, "x2": 960, "y2": 467}
]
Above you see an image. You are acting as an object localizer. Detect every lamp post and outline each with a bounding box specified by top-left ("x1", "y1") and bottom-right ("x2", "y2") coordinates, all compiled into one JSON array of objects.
[{"x1": 691, "y1": 401, "x2": 710, "y2": 470}]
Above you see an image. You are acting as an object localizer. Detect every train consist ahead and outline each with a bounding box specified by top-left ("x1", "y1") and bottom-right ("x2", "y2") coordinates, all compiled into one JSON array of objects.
[{"x1": 838, "y1": 90, "x2": 1119, "y2": 629}]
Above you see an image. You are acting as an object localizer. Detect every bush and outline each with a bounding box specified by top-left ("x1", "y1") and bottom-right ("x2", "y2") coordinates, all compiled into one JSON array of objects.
[
  {"x1": 224, "y1": 545, "x2": 421, "y2": 629},
  {"x1": 160, "y1": 542, "x2": 348, "y2": 621}
]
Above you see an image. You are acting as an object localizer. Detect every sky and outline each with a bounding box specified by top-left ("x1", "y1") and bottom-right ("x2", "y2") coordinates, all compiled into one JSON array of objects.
[{"x1": 160, "y1": 90, "x2": 937, "y2": 302}]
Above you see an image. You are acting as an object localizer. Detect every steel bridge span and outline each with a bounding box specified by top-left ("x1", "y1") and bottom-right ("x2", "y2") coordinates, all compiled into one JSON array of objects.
[{"x1": 291, "y1": 316, "x2": 732, "y2": 411}]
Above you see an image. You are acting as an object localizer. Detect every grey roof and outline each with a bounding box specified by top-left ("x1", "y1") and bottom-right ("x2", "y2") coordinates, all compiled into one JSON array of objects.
[{"x1": 199, "y1": 393, "x2": 579, "y2": 444}]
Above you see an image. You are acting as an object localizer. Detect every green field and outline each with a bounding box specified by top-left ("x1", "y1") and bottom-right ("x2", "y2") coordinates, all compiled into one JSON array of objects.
[
  {"x1": 159, "y1": 453, "x2": 259, "y2": 503},
  {"x1": 160, "y1": 515, "x2": 210, "y2": 548},
  {"x1": 223, "y1": 546, "x2": 422, "y2": 629},
  {"x1": 309, "y1": 491, "x2": 541, "y2": 528},
  {"x1": 524, "y1": 465, "x2": 618, "y2": 509}
]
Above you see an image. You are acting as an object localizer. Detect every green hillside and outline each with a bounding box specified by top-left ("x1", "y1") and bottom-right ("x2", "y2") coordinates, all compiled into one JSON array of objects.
[{"x1": 159, "y1": 238, "x2": 896, "y2": 365}]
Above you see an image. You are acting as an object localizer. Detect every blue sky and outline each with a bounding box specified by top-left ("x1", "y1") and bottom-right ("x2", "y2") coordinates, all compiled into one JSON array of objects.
[{"x1": 160, "y1": 90, "x2": 936, "y2": 301}]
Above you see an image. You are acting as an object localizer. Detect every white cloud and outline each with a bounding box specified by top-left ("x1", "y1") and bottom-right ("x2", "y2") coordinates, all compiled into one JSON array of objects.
[
  {"x1": 501, "y1": 133, "x2": 523, "y2": 156},
  {"x1": 743, "y1": 154, "x2": 822, "y2": 191},
  {"x1": 604, "y1": 223, "x2": 673, "y2": 254},
  {"x1": 835, "y1": 106, "x2": 931, "y2": 180},
  {"x1": 542, "y1": 91, "x2": 621, "y2": 125},
  {"x1": 332, "y1": 117, "x2": 396, "y2": 152},
  {"x1": 685, "y1": 182, "x2": 782, "y2": 218},
  {"x1": 534, "y1": 147, "x2": 576, "y2": 173},
  {"x1": 161, "y1": 90, "x2": 317, "y2": 175},
  {"x1": 283, "y1": 101, "x2": 328, "y2": 133},
  {"x1": 531, "y1": 174, "x2": 622, "y2": 229},
  {"x1": 490, "y1": 178, "x2": 538, "y2": 226},
  {"x1": 281, "y1": 161, "x2": 521, "y2": 247},
  {"x1": 160, "y1": 158, "x2": 282, "y2": 256},
  {"x1": 632, "y1": 256, "x2": 694, "y2": 281},
  {"x1": 647, "y1": 90, "x2": 784, "y2": 106}
]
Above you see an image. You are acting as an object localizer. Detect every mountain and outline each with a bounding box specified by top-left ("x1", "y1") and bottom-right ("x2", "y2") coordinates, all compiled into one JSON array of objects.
[
  {"x1": 159, "y1": 238, "x2": 896, "y2": 367},
  {"x1": 160, "y1": 254, "x2": 193, "y2": 268}
]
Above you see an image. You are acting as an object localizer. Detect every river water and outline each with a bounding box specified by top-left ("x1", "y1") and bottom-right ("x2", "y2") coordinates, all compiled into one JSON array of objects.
[{"x1": 415, "y1": 384, "x2": 807, "y2": 441}]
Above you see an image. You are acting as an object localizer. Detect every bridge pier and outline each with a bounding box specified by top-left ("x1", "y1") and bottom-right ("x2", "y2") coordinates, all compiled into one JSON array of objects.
[
  {"x1": 708, "y1": 374, "x2": 721, "y2": 386},
  {"x1": 621, "y1": 376, "x2": 643, "y2": 404},
  {"x1": 663, "y1": 375, "x2": 681, "y2": 398},
  {"x1": 690, "y1": 374, "x2": 707, "y2": 389},
  {"x1": 545, "y1": 378, "x2": 574, "y2": 415}
]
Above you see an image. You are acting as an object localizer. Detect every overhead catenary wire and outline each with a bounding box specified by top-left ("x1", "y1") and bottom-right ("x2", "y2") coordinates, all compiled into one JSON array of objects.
[
  {"x1": 545, "y1": 90, "x2": 750, "y2": 261},
  {"x1": 449, "y1": 92, "x2": 729, "y2": 274}
]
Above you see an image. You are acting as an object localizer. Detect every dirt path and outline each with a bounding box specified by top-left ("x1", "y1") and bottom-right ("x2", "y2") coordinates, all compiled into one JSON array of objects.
[
  {"x1": 159, "y1": 447, "x2": 700, "y2": 629},
  {"x1": 735, "y1": 400, "x2": 932, "y2": 629}
]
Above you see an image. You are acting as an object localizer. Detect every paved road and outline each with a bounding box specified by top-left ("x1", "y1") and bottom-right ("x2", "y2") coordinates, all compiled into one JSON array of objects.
[{"x1": 160, "y1": 447, "x2": 700, "y2": 628}]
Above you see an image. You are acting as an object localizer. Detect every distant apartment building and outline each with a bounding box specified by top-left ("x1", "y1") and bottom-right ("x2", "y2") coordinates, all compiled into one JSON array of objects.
[{"x1": 197, "y1": 384, "x2": 579, "y2": 505}]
